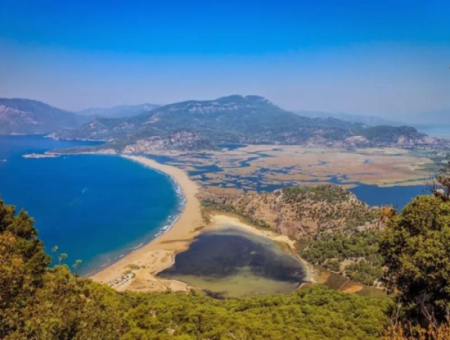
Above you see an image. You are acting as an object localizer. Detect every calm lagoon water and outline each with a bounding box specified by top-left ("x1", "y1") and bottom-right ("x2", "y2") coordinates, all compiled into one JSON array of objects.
[
  {"x1": 0, "y1": 135, "x2": 182, "y2": 275},
  {"x1": 160, "y1": 227, "x2": 306, "y2": 298}
]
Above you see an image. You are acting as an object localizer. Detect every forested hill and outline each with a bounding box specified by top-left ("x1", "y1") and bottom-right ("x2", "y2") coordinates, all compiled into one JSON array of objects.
[
  {"x1": 53, "y1": 95, "x2": 361, "y2": 142},
  {"x1": 0, "y1": 98, "x2": 88, "y2": 135},
  {"x1": 204, "y1": 185, "x2": 386, "y2": 286},
  {"x1": 2, "y1": 181, "x2": 450, "y2": 338},
  {"x1": 204, "y1": 184, "x2": 382, "y2": 240},
  {"x1": 0, "y1": 194, "x2": 390, "y2": 339},
  {"x1": 52, "y1": 95, "x2": 444, "y2": 152}
]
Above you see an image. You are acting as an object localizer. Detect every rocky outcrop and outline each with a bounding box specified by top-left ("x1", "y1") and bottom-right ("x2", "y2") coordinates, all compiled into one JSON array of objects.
[
  {"x1": 122, "y1": 131, "x2": 215, "y2": 153},
  {"x1": 204, "y1": 185, "x2": 382, "y2": 240}
]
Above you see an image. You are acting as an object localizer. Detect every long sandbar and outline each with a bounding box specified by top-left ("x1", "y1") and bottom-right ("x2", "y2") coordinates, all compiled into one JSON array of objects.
[
  {"x1": 92, "y1": 155, "x2": 313, "y2": 292},
  {"x1": 91, "y1": 155, "x2": 204, "y2": 292}
]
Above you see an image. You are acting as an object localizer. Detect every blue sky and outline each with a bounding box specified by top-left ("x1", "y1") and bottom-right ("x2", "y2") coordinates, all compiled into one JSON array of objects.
[{"x1": 1, "y1": 0, "x2": 449, "y2": 117}]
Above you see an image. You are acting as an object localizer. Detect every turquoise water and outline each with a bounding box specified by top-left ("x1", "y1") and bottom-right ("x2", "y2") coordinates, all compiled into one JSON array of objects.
[{"x1": 0, "y1": 135, "x2": 182, "y2": 275}]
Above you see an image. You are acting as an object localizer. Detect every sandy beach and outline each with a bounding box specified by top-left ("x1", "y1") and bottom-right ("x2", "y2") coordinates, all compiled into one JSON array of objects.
[
  {"x1": 91, "y1": 155, "x2": 312, "y2": 292},
  {"x1": 91, "y1": 155, "x2": 204, "y2": 292},
  {"x1": 209, "y1": 214, "x2": 297, "y2": 251}
]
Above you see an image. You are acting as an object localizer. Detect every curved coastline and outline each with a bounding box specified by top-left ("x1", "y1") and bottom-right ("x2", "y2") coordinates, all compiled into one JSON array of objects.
[
  {"x1": 91, "y1": 155, "x2": 204, "y2": 292},
  {"x1": 91, "y1": 155, "x2": 312, "y2": 293}
]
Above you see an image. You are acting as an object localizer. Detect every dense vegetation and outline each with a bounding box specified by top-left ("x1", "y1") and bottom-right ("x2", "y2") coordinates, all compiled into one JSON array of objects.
[
  {"x1": 301, "y1": 231, "x2": 383, "y2": 286},
  {"x1": 206, "y1": 185, "x2": 384, "y2": 286},
  {"x1": 381, "y1": 160, "x2": 450, "y2": 337},
  {"x1": 206, "y1": 185, "x2": 381, "y2": 234},
  {"x1": 281, "y1": 186, "x2": 381, "y2": 231},
  {"x1": 4, "y1": 161, "x2": 450, "y2": 338},
  {"x1": 381, "y1": 195, "x2": 450, "y2": 325},
  {"x1": 282, "y1": 186, "x2": 351, "y2": 204},
  {"x1": 0, "y1": 195, "x2": 392, "y2": 339}
]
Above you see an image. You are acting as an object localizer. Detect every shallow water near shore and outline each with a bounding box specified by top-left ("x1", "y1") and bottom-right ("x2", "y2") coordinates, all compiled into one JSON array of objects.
[
  {"x1": 0, "y1": 135, "x2": 428, "y2": 278},
  {"x1": 159, "y1": 226, "x2": 306, "y2": 297},
  {"x1": 0, "y1": 135, "x2": 182, "y2": 275}
]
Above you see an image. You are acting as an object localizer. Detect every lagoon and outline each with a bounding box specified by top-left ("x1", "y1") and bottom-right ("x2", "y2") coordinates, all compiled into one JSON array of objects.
[
  {"x1": 0, "y1": 135, "x2": 429, "y2": 277},
  {"x1": 159, "y1": 226, "x2": 306, "y2": 298}
]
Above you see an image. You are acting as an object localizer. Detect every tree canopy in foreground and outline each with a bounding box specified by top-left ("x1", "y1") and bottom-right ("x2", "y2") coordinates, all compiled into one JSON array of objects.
[
  {"x1": 381, "y1": 195, "x2": 450, "y2": 326},
  {"x1": 5, "y1": 186, "x2": 450, "y2": 339},
  {"x1": 0, "y1": 196, "x2": 391, "y2": 339}
]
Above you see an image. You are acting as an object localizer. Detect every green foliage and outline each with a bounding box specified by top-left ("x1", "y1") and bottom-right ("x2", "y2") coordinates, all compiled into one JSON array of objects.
[
  {"x1": 346, "y1": 261, "x2": 384, "y2": 286},
  {"x1": 0, "y1": 195, "x2": 392, "y2": 339},
  {"x1": 433, "y1": 155, "x2": 450, "y2": 198},
  {"x1": 283, "y1": 185, "x2": 380, "y2": 232},
  {"x1": 380, "y1": 195, "x2": 450, "y2": 323},
  {"x1": 0, "y1": 199, "x2": 51, "y2": 337},
  {"x1": 121, "y1": 286, "x2": 391, "y2": 340},
  {"x1": 282, "y1": 185, "x2": 351, "y2": 204},
  {"x1": 12, "y1": 266, "x2": 129, "y2": 339},
  {"x1": 72, "y1": 259, "x2": 83, "y2": 273},
  {"x1": 301, "y1": 231, "x2": 384, "y2": 286}
]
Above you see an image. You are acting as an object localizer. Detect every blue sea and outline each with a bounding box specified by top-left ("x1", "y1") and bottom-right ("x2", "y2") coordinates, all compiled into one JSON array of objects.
[
  {"x1": 349, "y1": 184, "x2": 428, "y2": 210},
  {"x1": 0, "y1": 135, "x2": 182, "y2": 275},
  {"x1": 0, "y1": 135, "x2": 429, "y2": 275}
]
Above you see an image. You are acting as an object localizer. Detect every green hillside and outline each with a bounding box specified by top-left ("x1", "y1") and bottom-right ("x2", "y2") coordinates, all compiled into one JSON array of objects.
[
  {"x1": 53, "y1": 95, "x2": 440, "y2": 151},
  {"x1": 0, "y1": 195, "x2": 390, "y2": 340}
]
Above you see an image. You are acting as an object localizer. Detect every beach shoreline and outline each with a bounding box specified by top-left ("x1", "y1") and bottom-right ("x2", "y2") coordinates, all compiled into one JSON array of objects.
[
  {"x1": 91, "y1": 155, "x2": 204, "y2": 292},
  {"x1": 91, "y1": 155, "x2": 313, "y2": 292}
]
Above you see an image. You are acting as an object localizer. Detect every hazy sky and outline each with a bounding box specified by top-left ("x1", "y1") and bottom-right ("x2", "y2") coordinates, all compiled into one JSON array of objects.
[{"x1": 1, "y1": 0, "x2": 449, "y2": 118}]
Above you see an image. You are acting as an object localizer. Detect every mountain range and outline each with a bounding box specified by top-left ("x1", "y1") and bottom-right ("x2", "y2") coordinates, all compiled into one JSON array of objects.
[
  {"x1": 0, "y1": 96, "x2": 446, "y2": 151},
  {"x1": 53, "y1": 95, "x2": 443, "y2": 151},
  {"x1": 0, "y1": 98, "x2": 88, "y2": 135},
  {"x1": 54, "y1": 95, "x2": 364, "y2": 141}
]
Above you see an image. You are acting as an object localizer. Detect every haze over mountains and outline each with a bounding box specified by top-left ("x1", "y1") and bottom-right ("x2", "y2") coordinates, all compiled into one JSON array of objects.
[
  {"x1": 295, "y1": 109, "x2": 450, "y2": 138},
  {"x1": 407, "y1": 108, "x2": 450, "y2": 132},
  {"x1": 0, "y1": 98, "x2": 88, "y2": 135},
  {"x1": 53, "y1": 95, "x2": 443, "y2": 151},
  {"x1": 295, "y1": 110, "x2": 405, "y2": 127},
  {"x1": 0, "y1": 95, "x2": 446, "y2": 151},
  {"x1": 78, "y1": 103, "x2": 160, "y2": 119}
]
